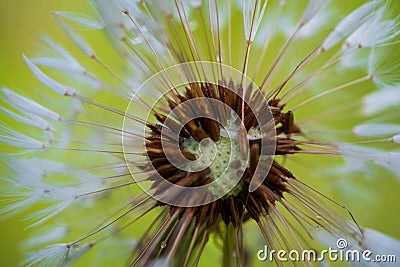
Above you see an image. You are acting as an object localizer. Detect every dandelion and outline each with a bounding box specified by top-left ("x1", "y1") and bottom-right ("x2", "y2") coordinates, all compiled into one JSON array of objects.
[{"x1": 1, "y1": 0, "x2": 400, "y2": 266}]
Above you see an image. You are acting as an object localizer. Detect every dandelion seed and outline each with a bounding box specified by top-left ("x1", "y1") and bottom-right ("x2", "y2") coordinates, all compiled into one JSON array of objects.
[
  {"x1": 1, "y1": 1, "x2": 400, "y2": 266},
  {"x1": 2, "y1": 88, "x2": 61, "y2": 121},
  {"x1": 300, "y1": 0, "x2": 329, "y2": 25},
  {"x1": 363, "y1": 84, "x2": 400, "y2": 114},
  {"x1": 345, "y1": 6, "x2": 400, "y2": 48},
  {"x1": 22, "y1": 243, "x2": 69, "y2": 267},
  {"x1": 353, "y1": 123, "x2": 400, "y2": 137},
  {"x1": 23, "y1": 55, "x2": 76, "y2": 96},
  {"x1": 51, "y1": 12, "x2": 105, "y2": 30},
  {"x1": 321, "y1": 1, "x2": 381, "y2": 51}
]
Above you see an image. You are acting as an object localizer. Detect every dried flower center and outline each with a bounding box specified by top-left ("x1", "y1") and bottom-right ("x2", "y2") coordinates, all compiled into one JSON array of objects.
[
  {"x1": 183, "y1": 135, "x2": 244, "y2": 197},
  {"x1": 143, "y1": 79, "x2": 293, "y2": 207}
]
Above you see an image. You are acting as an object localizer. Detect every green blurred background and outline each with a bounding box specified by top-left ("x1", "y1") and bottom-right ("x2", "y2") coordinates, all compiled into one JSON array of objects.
[
  {"x1": 0, "y1": 1, "x2": 81, "y2": 266},
  {"x1": 1, "y1": 1, "x2": 399, "y2": 267}
]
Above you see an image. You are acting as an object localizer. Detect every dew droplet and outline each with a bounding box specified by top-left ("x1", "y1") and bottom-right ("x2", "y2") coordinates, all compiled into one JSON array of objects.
[{"x1": 161, "y1": 241, "x2": 167, "y2": 249}]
